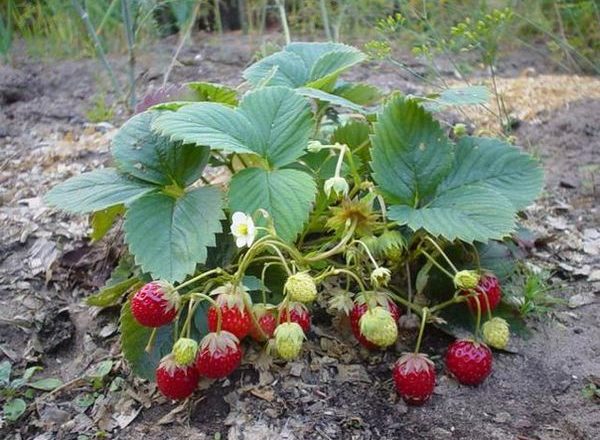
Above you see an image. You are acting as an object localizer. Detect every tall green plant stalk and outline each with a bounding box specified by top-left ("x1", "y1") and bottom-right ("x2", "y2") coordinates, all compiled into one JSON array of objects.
[
  {"x1": 213, "y1": 0, "x2": 223, "y2": 35},
  {"x1": 162, "y1": 0, "x2": 202, "y2": 88},
  {"x1": 71, "y1": 0, "x2": 122, "y2": 97},
  {"x1": 319, "y1": 0, "x2": 332, "y2": 41},
  {"x1": 275, "y1": 0, "x2": 291, "y2": 44},
  {"x1": 121, "y1": 0, "x2": 137, "y2": 110}
]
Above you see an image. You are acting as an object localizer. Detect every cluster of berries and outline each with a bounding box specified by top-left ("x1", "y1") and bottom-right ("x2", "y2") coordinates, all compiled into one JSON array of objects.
[{"x1": 130, "y1": 271, "x2": 508, "y2": 406}]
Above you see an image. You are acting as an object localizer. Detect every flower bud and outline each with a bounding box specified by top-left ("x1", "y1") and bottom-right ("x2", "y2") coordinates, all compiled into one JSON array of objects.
[
  {"x1": 307, "y1": 140, "x2": 325, "y2": 153},
  {"x1": 324, "y1": 176, "x2": 349, "y2": 198}
]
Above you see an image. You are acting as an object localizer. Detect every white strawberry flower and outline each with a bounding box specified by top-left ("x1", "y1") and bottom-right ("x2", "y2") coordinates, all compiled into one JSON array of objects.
[{"x1": 230, "y1": 212, "x2": 256, "y2": 248}]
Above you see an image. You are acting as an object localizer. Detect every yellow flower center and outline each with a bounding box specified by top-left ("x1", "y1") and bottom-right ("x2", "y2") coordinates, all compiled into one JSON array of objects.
[{"x1": 236, "y1": 224, "x2": 248, "y2": 236}]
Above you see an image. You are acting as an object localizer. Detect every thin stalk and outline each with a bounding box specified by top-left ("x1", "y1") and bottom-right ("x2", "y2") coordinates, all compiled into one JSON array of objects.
[
  {"x1": 304, "y1": 221, "x2": 357, "y2": 263},
  {"x1": 144, "y1": 328, "x2": 157, "y2": 353},
  {"x1": 275, "y1": 0, "x2": 291, "y2": 44},
  {"x1": 162, "y1": 0, "x2": 201, "y2": 87},
  {"x1": 71, "y1": 0, "x2": 122, "y2": 96},
  {"x1": 319, "y1": 0, "x2": 332, "y2": 41},
  {"x1": 473, "y1": 294, "x2": 482, "y2": 339},
  {"x1": 352, "y1": 240, "x2": 379, "y2": 269},
  {"x1": 121, "y1": 0, "x2": 136, "y2": 110},
  {"x1": 213, "y1": 0, "x2": 223, "y2": 35},
  {"x1": 331, "y1": 268, "x2": 367, "y2": 293},
  {"x1": 173, "y1": 268, "x2": 223, "y2": 292},
  {"x1": 424, "y1": 236, "x2": 458, "y2": 273},
  {"x1": 241, "y1": 289, "x2": 267, "y2": 340},
  {"x1": 405, "y1": 262, "x2": 413, "y2": 317},
  {"x1": 413, "y1": 307, "x2": 429, "y2": 354},
  {"x1": 419, "y1": 249, "x2": 455, "y2": 281},
  {"x1": 386, "y1": 289, "x2": 422, "y2": 315},
  {"x1": 95, "y1": 0, "x2": 120, "y2": 36}
]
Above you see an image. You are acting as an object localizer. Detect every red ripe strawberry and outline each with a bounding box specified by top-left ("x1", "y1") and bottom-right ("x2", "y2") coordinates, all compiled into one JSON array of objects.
[
  {"x1": 207, "y1": 290, "x2": 252, "y2": 340},
  {"x1": 279, "y1": 302, "x2": 311, "y2": 333},
  {"x1": 350, "y1": 297, "x2": 401, "y2": 349},
  {"x1": 196, "y1": 331, "x2": 242, "y2": 379},
  {"x1": 156, "y1": 355, "x2": 199, "y2": 400},
  {"x1": 393, "y1": 353, "x2": 436, "y2": 405},
  {"x1": 249, "y1": 307, "x2": 277, "y2": 342},
  {"x1": 131, "y1": 281, "x2": 179, "y2": 327},
  {"x1": 462, "y1": 273, "x2": 502, "y2": 314},
  {"x1": 445, "y1": 339, "x2": 493, "y2": 386}
]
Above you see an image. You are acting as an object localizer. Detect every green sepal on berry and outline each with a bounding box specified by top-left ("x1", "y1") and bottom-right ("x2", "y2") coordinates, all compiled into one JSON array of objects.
[
  {"x1": 359, "y1": 306, "x2": 398, "y2": 348},
  {"x1": 284, "y1": 272, "x2": 317, "y2": 303},
  {"x1": 482, "y1": 317, "x2": 510, "y2": 349},
  {"x1": 172, "y1": 338, "x2": 198, "y2": 366},
  {"x1": 274, "y1": 322, "x2": 305, "y2": 360}
]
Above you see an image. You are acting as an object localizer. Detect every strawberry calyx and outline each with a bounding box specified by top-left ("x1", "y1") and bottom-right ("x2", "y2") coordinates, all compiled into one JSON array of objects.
[
  {"x1": 200, "y1": 330, "x2": 240, "y2": 355},
  {"x1": 211, "y1": 283, "x2": 252, "y2": 313},
  {"x1": 395, "y1": 352, "x2": 434, "y2": 373}
]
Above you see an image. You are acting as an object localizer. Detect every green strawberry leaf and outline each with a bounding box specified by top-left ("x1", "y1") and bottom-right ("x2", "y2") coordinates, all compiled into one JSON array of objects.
[
  {"x1": 3, "y1": 398, "x2": 26, "y2": 421},
  {"x1": 184, "y1": 81, "x2": 238, "y2": 106},
  {"x1": 44, "y1": 168, "x2": 155, "y2": 214},
  {"x1": 243, "y1": 42, "x2": 365, "y2": 90},
  {"x1": 0, "y1": 361, "x2": 11, "y2": 386},
  {"x1": 87, "y1": 277, "x2": 141, "y2": 308},
  {"x1": 334, "y1": 82, "x2": 382, "y2": 106},
  {"x1": 119, "y1": 300, "x2": 173, "y2": 381},
  {"x1": 90, "y1": 205, "x2": 124, "y2": 242},
  {"x1": 425, "y1": 85, "x2": 490, "y2": 111},
  {"x1": 153, "y1": 87, "x2": 313, "y2": 168},
  {"x1": 112, "y1": 111, "x2": 210, "y2": 187},
  {"x1": 296, "y1": 87, "x2": 367, "y2": 113},
  {"x1": 124, "y1": 186, "x2": 224, "y2": 282},
  {"x1": 28, "y1": 378, "x2": 63, "y2": 391},
  {"x1": 437, "y1": 136, "x2": 544, "y2": 211},
  {"x1": 388, "y1": 185, "x2": 516, "y2": 243},
  {"x1": 371, "y1": 98, "x2": 453, "y2": 206},
  {"x1": 229, "y1": 167, "x2": 316, "y2": 242}
]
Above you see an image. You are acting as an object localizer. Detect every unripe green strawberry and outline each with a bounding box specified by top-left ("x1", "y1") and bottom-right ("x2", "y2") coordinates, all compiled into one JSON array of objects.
[
  {"x1": 482, "y1": 317, "x2": 510, "y2": 349},
  {"x1": 172, "y1": 338, "x2": 198, "y2": 366},
  {"x1": 274, "y1": 322, "x2": 305, "y2": 360},
  {"x1": 370, "y1": 267, "x2": 391, "y2": 288},
  {"x1": 285, "y1": 272, "x2": 317, "y2": 303},
  {"x1": 453, "y1": 270, "x2": 480, "y2": 290},
  {"x1": 359, "y1": 306, "x2": 398, "y2": 348}
]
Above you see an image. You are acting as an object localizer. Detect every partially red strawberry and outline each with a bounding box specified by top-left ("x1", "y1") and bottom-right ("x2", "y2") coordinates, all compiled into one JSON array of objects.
[
  {"x1": 461, "y1": 273, "x2": 502, "y2": 314},
  {"x1": 279, "y1": 302, "x2": 311, "y2": 333},
  {"x1": 249, "y1": 306, "x2": 277, "y2": 342},
  {"x1": 195, "y1": 331, "x2": 242, "y2": 379},
  {"x1": 156, "y1": 355, "x2": 198, "y2": 400},
  {"x1": 131, "y1": 281, "x2": 179, "y2": 327},
  {"x1": 207, "y1": 287, "x2": 252, "y2": 340},
  {"x1": 393, "y1": 353, "x2": 436, "y2": 405},
  {"x1": 350, "y1": 296, "x2": 401, "y2": 349},
  {"x1": 445, "y1": 339, "x2": 493, "y2": 386}
]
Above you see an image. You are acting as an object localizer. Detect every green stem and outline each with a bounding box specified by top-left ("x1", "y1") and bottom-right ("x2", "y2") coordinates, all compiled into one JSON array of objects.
[
  {"x1": 414, "y1": 307, "x2": 429, "y2": 354},
  {"x1": 262, "y1": 243, "x2": 292, "y2": 276},
  {"x1": 352, "y1": 239, "x2": 379, "y2": 269},
  {"x1": 331, "y1": 268, "x2": 367, "y2": 293},
  {"x1": 189, "y1": 292, "x2": 221, "y2": 332},
  {"x1": 424, "y1": 236, "x2": 459, "y2": 273},
  {"x1": 304, "y1": 221, "x2": 357, "y2": 263},
  {"x1": 333, "y1": 143, "x2": 346, "y2": 178},
  {"x1": 473, "y1": 294, "x2": 482, "y2": 340},
  {"x1": 386, "y1": 290, "x2": 423, "y2": 315},
  {"x1": 419, "y1": 249, "x2": 456, "y2": 281},
  {"x1": 241, "y1": 289, "x2": 268, "y2": 340},
  {"x1": 144, "y1": 328, "x2": 157, "y2": 353},
  {"x1": 174, "y1": 268, "x2": 224, "y2": 292}
]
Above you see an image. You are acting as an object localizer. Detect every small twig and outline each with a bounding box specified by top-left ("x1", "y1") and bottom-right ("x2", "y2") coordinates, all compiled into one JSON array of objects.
[
  {"x1": 71, "y1": 0, "x2": 122, "y2": 97},
  {"x1": 162, "y1": 0, "x2": 202, "y2": 88}
]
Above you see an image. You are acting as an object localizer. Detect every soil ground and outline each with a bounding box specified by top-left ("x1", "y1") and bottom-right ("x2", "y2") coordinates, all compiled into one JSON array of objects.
[{"x1": 1, "y1": 33, "x2": 599, "y2": 439}]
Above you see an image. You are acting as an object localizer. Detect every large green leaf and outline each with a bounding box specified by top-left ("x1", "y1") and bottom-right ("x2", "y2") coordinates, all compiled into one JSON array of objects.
[
  {"x1": 124, "y1": 186, "x2": 224, "y2": 282},
  {"x1": 184, "y1": 82, "x2": 238, "y2": 106},
  {"x1": 243, "y1": 42, "x2": 365, "y2": 90},
  {"x1": 90, "y1": 205, "x2": 125, "y2": 242},
  {"x1": 87, "y1": 277, "x2": 141, "y2": 307},
  {"x1": 388, "y1": 185, "x2": 516, "y2": 243},
  {"x1": 438, "y1": 137, "x2": 544, "y2": 210},
  {"x1": 112, "y1": 111, "x2": 210, "y2": 187},
  {"x1": 228, "y1": 168, "x2": 316, "y2": 242},
  {"x1": 153, "y1": 87, "x2": 312, "y2": 168},
  {"x1": 334, "y1": 82, "x2": 382, "y2": 106},
  {"x1": 296, "y1": 87, "x2": 366, "y2": 113},
  {"x1": 425, "y1": 85, "x2": 490, "y2": 111},
  {"x1": 371, "y1": 98, "x2": 453, "y2": 205},
  {"x1": 44, "y1": 168, "x2": 155, "y2": 214},
  {"x1": 120, "y1": 300, "x2": 173, "y2": 381}
]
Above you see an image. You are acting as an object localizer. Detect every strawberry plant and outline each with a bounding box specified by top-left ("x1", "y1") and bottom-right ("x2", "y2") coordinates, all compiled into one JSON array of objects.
[{"x1": 45, "y1": 42, "x2": 543, "y2": 405}]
